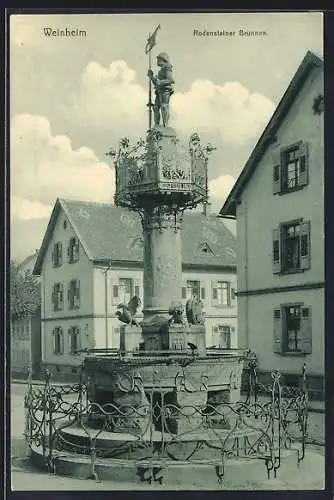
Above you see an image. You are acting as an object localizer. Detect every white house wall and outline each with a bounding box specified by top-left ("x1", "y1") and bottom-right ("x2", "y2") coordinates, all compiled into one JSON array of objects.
[
  {"x1": 236, "y1": 65, "x2": 324, "y2": 376},
  {"x1": 41, "y1": 209, "x2": 94, "y2": 363},
  {"x1": 92, "y1": 266, "x2": 238, "y2": 349}
]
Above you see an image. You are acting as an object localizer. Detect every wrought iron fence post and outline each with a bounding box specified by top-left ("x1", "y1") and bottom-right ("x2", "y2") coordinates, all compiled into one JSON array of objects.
[
  {"x1": 42, "y1": 370, "x2": 51, "y2": 460},
  {"x1": 271, "y1": 370, "x2": 282, "y2": 478},
  {"x1": 77, "y1": 364, "x2": 84, "y2": 426},
  {"x1": 298, "y1": 363, "x2": 309, "y2": 462},
  {"x1": 24, "y1": 367, "x2": 33, "y2": 456}
]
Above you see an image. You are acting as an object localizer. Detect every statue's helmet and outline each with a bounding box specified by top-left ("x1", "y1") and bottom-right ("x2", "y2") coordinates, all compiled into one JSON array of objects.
[{"x1": 157, "y1": 52, "x2": 170, "y2": 64}]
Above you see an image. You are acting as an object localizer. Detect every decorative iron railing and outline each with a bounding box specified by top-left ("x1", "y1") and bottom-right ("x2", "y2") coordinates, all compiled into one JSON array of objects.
[{"x1": 24, "y1": 360, "x2": 309, "y2": 486}]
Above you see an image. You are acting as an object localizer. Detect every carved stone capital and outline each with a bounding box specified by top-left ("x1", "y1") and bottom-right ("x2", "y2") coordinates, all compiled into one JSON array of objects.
[{"x1": 142, "y1": 205, "x2": 183, "y2": 232}]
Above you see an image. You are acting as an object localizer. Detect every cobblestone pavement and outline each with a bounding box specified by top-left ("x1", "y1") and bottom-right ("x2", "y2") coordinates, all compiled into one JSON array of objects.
[{"x1": 9, "y1": 383, "x2": 326, "y2": 491}]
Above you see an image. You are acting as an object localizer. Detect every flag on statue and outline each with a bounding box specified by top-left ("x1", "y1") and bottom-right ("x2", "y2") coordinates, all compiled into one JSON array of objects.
[{"x1": 145, "y1": 24, "x2": 161, "y2": 54}]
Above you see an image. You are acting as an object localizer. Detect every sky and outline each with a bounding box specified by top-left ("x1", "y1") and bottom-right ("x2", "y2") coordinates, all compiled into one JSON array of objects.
[{"x1": 9, "y1": 12, "x2": 323, "y2": 261}]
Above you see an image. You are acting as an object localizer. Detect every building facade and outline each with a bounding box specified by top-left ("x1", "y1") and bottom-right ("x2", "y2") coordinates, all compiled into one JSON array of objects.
[
  {"x1": 33, "y1": 199, "x2": 238, "y2": 379},
  {"x1": 220, "y1": 51, "x2": 324, "y2": 398},
  {"x1": 11, "y1": 251, "x2": 42, "y2": 378}
]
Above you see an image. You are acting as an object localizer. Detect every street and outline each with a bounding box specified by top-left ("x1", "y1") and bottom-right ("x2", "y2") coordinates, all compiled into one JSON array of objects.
[{"x1": 9, "y1": 382, "x2": 325, "y2": 491}]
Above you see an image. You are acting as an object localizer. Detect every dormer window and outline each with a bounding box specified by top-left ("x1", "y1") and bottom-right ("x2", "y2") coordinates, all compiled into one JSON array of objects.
[{"x1": 68, "y1": 237, "x2": 80, "y2": 264}]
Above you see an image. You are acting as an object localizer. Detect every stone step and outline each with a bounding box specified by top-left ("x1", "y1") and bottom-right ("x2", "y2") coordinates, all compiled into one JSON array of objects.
[{"x1": 29, "y1": 442, "x2": 301, "y2": 487}]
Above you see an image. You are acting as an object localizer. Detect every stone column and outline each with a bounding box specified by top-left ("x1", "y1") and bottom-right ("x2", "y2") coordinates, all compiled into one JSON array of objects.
[{"x1": 142, "y1": 206, "x2": 182, "y2": 318}]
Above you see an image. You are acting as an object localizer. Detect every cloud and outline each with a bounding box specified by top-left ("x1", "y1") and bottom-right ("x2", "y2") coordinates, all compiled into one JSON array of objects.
[
  {"x1": 11, "y1": 197, "x2": 52, "y2": 222},
  {"x1": 11, "y1": 114, "x2": 115, "y2": 220},
  {"x1": 70, "y1": 60, "x2": 275, "y2": 148},
  {"x1": 172, "y1": 80, "x2": 275, "y2": 145},
  {"x1": 208, "y1": 174, "x2": 236, "y2": 211}
]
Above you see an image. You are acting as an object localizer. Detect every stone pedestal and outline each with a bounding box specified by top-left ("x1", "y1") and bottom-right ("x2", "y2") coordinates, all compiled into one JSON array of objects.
[{"x1": 119, "y1": 325, "x2": 143, "y2": 353}]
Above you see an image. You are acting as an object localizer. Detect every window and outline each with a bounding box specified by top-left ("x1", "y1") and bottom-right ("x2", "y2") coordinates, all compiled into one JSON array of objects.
[
  {"x1": 68, "y1": 237, "x2": 80, "y2": 264},
  {"x1": 69, "y1": 326, "x2": 81, "y2": 355},
  {"x1": 212, "y1": 281, "x2": 233, "y2": 307},
  {"x1": 272, "y1": 220, "x2": 310, "y2": 274},
  {"x1": 52, "y1": 283, "x2": 64, "y2": 311},
  {"x1": 273, "y1": 142, "x2": 309, "y2": 195},
  {"x1": 182, "y1": 281, "x2": 206, "y2": 301},
  {"x1": 52, "y1": 242, "x2": 63, "y2": 267},
  {"x1": 52, "y1": 327, "x2": 64, "y2": 355},
  {"x1": 273, "y1": 305, "x2": 312, "y2": 355},
  {"x1": 213, "y1": 325, "x2": 231, "y2": 348},
  {"x1": 112, "y1": 278, "x2": 140, "y2": 305},
  {"x1": 68, "y1": 279, "x2": 80, "y2": 309}
]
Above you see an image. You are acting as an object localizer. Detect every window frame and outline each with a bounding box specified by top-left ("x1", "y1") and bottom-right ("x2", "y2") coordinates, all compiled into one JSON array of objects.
[
  {"x1": 69, "y1": 326, "x2": 81, "y2": 355},
  {"x1": 273, "y1": 141, "x2": 309, "y2": 196},
  {"x1": 52, "y1": 282, "x2": 64, "y2": 312},
  {"x1": 52, "y1": 242, "x2": 63, "y2": 268},
  {"x1": 68, "y1": 237, "x2": 80, "y2": 264},
  {"x1": 273, "y1": 219, "x2": 311, "y2": 275},
  {"x1": 273, "y1": 302, "x2": 312, "y2": 356},
  {"x1": 212, "y1": 281, "x2": 231, "y2": 308},
  {"x1": 68, "y1": 279, "x2": 80, "y2": 310},
  {"x1": 52, "y1": 327, "x2": 64, "y2": 355}
]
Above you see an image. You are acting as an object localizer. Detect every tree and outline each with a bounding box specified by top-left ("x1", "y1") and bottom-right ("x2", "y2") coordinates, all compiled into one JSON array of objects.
[{"x1": 10, "y1": 260, "x2": 41, "y2": 320}]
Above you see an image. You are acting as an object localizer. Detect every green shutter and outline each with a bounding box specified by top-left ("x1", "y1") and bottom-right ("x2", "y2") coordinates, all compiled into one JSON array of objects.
[
  {"x1": 200, "y1": 287, "x2": 206, "y2": 300},
  {"x1": 300, "y1": 220, "x2": 311, "y2": 270},
  {"x1": 273, "y1": 308, "x2": 283, "y2": 353},
  {"x1": 272, "y1": 228, "x2": 281, "y2": 274},
  {"x1": 67, "y1": 244, "x2": 71, "y2": 263},
  {"x1": 272, "y1": 150, "x2": 281, "y2": 194},
  {"x1": 231, "y1": 288, "x2": 236, "y2": 301},
  {"x1": 298, "y1": 142, "x2": 309, "y2": 187},
  {"x1": 300, "y1": 306, "x2": 312, "y2": 354}
]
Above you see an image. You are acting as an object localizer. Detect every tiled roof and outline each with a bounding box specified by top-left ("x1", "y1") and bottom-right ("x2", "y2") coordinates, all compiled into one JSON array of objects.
[
  {"x1": 33, "y1": 199, "x2": 236, "y2": 275},
  {"x1": 220, "y1": 50, "x2": 324, "y2": 217}
]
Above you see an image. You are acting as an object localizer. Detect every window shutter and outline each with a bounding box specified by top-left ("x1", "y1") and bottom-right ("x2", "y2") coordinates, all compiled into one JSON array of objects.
[
  {"x1": 231, "y1": 288, "x2": 236, "y2": 301},
  {"x1": 272, "y1": 150, "x2": 281, "y2": 194},
  {"x1": 52, "y1": 250, "x2": 55, "y2": 266},
  {"x1": 272, "y1": 227, "x2": 281, "y2": 274},
  {"x1": 212, "y1": 285, "x2": 218, "y2": 301},
  {"x1": 200, "y1": 287, "x2": 206, "y2": 300},
  {"x1": 59, "y1": 243, "x2": 63, "y2": 266},
  {"x1": 298, "y1": 142, "x2": 309, "y2": 187},
  {"x1": 273, "y1": 308, "x2": 283, "y2": 353},
  {"x1": 76, "y1": 328, "x2": 81, "y2": 350},
  {"x1": 67, "y1": 244, "x2": 71, "y2": 263},
  {"x1": 300, "y1": 220, "x2": 311, "y2": 270},
  {"x1": 68, "y1": 282, "x2": 72, "y2": 308},
  {"x1": 76, "y1": 280, "x2": 81, "y2": 308},
  {"x1": 52, "y1": 286, "x2": 55, "y2": 309},
  {"x1": 52, "y1": 328, "x2": 56, "y2": 354},
  {"x1": 181, "y1": 287, "x2": 187, "y2": 299},
  {"x1": 60, "y1": 283, "x2": 64, "y2": 310},
  {"x1": 60, "y1": 329, "x2": 64, "y2": 354},
  {"x1": 112, "y1": 284, "x2": 119, "y2": 305},
  {"x1": 300, "y1": 306, "x2": 312, "y2": 354},
  {"x1": 75, "y1": 239, "x2": 80, "y2": 261}
]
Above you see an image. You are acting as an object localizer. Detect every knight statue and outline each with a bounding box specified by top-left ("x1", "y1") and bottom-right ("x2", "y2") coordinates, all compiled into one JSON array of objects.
[{"x1": 147, "y1": 52, "x2": 174, "y2": 127}]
